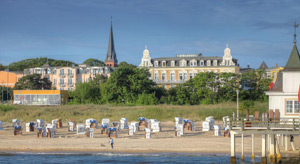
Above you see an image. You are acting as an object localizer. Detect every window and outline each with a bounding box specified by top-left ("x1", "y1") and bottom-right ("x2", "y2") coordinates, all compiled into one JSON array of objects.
[
  {"x1": 30, "y1": 69, "x2": 33, "y2": 74},
  {"x1": 60, "y1": 88, "x2": 64, "y2": 90},
  {"x1": 184, "y1": 73, "x2": 187, "y2": 80},
  {"x1": 47, "y1": 68, "x2": 51, "y2": 74},
  {"x1": 60, "y1": 78, "x2": 64, "y2": 84},
  {"x1": 93, "y1": 69, "x2": 97, "y2": 75},
  {"x1": 207, "y1": 60, "x2": 211, "y2": 66},
  {"x1": 162, "y1": 61, "x2": 166, "y2": 67},
  {"x1": 53, "y1": 79, "x2": 57, "y2": 85},
  {"x1": 154, "y1": 61, "x2": 158, "y2": 67},
  {"x1": 68, "y1": 88, "x2": 73, "y2": 91},
  {"x1": 286, "y1": 100, "x2": 300, "y2": 114},
  {"x1": 189, "y1": 73, "x2": 193, "y2": 79},
  {"x1": 179, "y1": 73, "x2": 183, "y2": 80},
  {"x1": 213, "y1": 60, "x2": 218, "y2": 66},
  {"x1": 68, "y1": 69, "x2": 72, "y2": 75},
  {"x1": 170, "y1": 73, "x2": 175, "y2": 81},
  {"x1": 68, "y1": 78, "x2": 72, "y2": 84},
  {"x1": 190, "y1": 60, "x2": 197, "y2": 66},
  {"x1": 200, "y1": 60, "x2": 204, "y2": 66},
  {"x1": 154, "y1": 73, "x2": 159, "y2": 80},
  {"x1": 86, "y1": 68, "x2": 90, "y2": 74},
  {"x1": 180, "y1": 60, "x2": 186, "y2": 67},
  {"x1": 53, "y1": 69, "x2": 57, "y2": 74},
  {"x1": 171, "y1": 61, "x2": 175, "y2": 67},
  {"x1": 162, "y1": 73, "x2": 166, "y2": 81},
  {"x1": 272, "y1": 72, "x2": 276, "y2": 79},
  {"x1": 60, "y1": 69, "x2": 64, "y2": 76}
]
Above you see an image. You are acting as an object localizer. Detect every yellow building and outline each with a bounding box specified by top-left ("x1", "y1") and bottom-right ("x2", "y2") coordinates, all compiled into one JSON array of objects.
[
  {"x1": 0, "y1": 71, "x2": 24, "y2": 88},
  {"x1": 139, "y1": 45, "x2": 240, "y2": 89},
  {"x1": 24, "y1": 64, "x2": 114, "y2": 91},
  {"x1": 13, "y1": 90, "x2": 68, "y2": 105},
  {"x1": 258, "y1": 61, "x2": 284, "y2": 83}
]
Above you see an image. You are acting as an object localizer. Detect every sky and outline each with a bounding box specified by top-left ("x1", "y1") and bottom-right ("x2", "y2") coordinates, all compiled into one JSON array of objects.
[{"x1": 1, "y1": 0, "x2": 300, "y2": 68}]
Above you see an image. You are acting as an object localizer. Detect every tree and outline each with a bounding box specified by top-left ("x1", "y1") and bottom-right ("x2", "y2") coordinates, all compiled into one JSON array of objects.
[
  {"x1": 239, "y1": 100, "x2": 255, "y2": 120},
  {"x1": 8, "y1": 57, "x2": 76, "y2": 71},
  {"x1": 83, "y1": 58, "x2": 105, "y2": 66},
  {"x1": 218, "y1": 73, "x2": 240, "y2": 102},
  {"x1": 0, "y1": 64, "x2": 5, "y2": 70},
  {"x1": 14, "y1": 74, "x2": 52, "y2": 90},
  {"x1": 191, "y1": 72, "x2": 219, "y2": 104},
  {"x1": 102, "y1": 62, "x2": 155, "y2": 103}
]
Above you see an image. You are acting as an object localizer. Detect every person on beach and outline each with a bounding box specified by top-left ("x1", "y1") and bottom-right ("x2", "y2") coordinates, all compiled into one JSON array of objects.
[{"x1": 109, "y1": 137, "x2": 114, "y2": 149}]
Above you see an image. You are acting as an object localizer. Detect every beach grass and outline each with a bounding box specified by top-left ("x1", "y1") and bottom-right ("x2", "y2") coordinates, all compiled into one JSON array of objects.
[{"x1": 0, "y1": 101, "x2": 268, "y2": 123}]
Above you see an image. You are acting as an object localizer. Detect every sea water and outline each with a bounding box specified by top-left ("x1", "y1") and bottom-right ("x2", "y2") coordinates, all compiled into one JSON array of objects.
[{"x1": 0, "y1": 152, "x2": 297, "y2": 164}]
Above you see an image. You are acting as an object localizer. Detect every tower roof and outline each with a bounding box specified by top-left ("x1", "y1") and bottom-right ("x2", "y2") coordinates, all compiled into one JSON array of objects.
[
  {"x1": 258, "y1": 61, "x2": 268, "y2": 70},
  {"x1": 283, "y1": 44, "x2": 300, "y2": 71},
  {"x1": 105, "y1": 23, "x2": 118, "y2": 65}
]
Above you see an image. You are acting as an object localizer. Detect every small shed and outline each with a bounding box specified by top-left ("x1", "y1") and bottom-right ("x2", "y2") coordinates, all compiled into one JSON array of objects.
[{"x1": 13, "y1": 90, "x2": 68, "y2": 105}]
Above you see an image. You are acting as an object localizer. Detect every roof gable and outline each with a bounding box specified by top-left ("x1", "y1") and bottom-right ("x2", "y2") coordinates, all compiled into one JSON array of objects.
[{"x1": 284, "y1": 44, "x2": 300, "y2": 71}]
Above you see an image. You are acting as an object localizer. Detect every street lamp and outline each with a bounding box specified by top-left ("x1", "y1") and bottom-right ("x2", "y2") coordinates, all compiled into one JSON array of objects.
[{"x1": 236, "y1": 89, "x2": 239, "y2": 121}]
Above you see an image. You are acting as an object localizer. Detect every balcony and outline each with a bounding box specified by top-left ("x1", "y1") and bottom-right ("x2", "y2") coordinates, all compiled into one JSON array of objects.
[
  {"x1": 68, "y1": 73, "x2": 74, "y2": 78},
  {"x1": 68, "y1": 83, "x2": 74, "y2": 87},
  {"x1": 59, "y1": 74, "x2": 65, "y2": 78},
  {"x1": 59, "y1": 83, "x2": 65, "y2": 87},
  {"x1": 153, "y1": 79, "x2": 187, "y2": 84}
]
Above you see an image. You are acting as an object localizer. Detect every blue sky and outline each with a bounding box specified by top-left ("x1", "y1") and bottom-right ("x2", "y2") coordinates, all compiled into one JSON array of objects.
[{"x1": 0, "y1": 0, "x2": 300, "y2": 68}]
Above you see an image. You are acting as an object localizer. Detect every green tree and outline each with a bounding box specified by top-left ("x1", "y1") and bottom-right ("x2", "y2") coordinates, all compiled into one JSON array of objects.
[
  {"x1": 218, "y1": 73, "x2": 240, "y2": 102},
  {"x1": 102, "y1": 62, "x2": 155, "y2": 103},
  {"x1": 239, "y1": 100, "x2": 255, "y2": 120},
  {"x1": 83, "y1": 58, "x2": 105, "y2": 66},
  {"x1": 14, "y1": 74, "x2": 52, "y2": 90},
  {"x1": 0, "y1": 64, "x2": 6, "y2": 70}
]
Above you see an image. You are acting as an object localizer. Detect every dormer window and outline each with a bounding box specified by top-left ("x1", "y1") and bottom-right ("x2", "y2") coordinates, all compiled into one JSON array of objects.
[
  {"x1": 162, "y1": 61, "x2": 166, "y2": 67},
  {"x1": 154, "y1": 61, "x2": 158, "y2": 67},
  {"x1": 190, "y1": 60, "x2": 197, "y2": 67},
  {"x1": 179, "y1": 60, "x2": 187, "y2": 67},
  {"x1": 207, "y1": 60, "x2": 211, "y2": 66},
  {"x1": 213, "y1": 60, "x2": 218, "y2": 66},
  {"x1": 200, "y1": 60, "x2": 204, "y2": 66},
  {"x1": 171, "y1": 61, "x2": 175, "y2": 67}
]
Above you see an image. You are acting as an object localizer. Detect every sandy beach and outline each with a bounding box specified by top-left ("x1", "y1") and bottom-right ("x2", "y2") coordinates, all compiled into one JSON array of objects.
[{"x1": 0, "y1": 121, "x2": 299, "y2": 156}]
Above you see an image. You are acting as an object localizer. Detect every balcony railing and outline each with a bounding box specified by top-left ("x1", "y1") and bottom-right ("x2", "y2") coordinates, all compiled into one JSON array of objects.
[
  {"x1": 59, "y1": 74, "x2": 65, "y2": 78},
  {"x1": 68, "y1": 73, "x2": 74, "y2": 77},
  {"x1": 68, "y1": 83, "x2": 74, "y2": 87},
  {"x1": 153, "y1": 79, "x2": 187, "y2": 84},
  {"x1": 59, "y1": 83, "x2": 65, "y2": 87}
]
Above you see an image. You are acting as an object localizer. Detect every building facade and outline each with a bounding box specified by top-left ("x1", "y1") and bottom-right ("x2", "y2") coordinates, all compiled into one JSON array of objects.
[
  {"x1": 266, "y1": 43, "x2": 300, "y2": 119},
  {"x1": 24, "y1": 64, "x2": 114, "y2": 91},
  {"x1": 258, "y1": 61, "x2": 284, "y2": 83},
  {"x1": 0, "y1": 71, "x2": 24, "y2": 88},
  {"x1": 139, "y1": 45, "x2": 240, "y2": 89}
]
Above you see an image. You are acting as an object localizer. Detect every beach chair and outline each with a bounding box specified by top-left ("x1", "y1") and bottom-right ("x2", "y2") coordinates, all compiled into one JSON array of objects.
[
  {"x1": 14, "y1": 126, "x2": 22, "y2": 136},
  {"x1": 255, "y1": 111, "x2": 260, "y2": 122},
  {"x1": 275, "y1": 109, "x2": 280, "y2": 122}
]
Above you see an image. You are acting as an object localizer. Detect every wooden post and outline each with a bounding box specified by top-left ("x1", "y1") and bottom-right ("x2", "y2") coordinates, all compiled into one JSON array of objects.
[
  {"x1": 269, "y1": 134, "x2": 276, "y2": 163},
  {"x1": 285, "y1": 134, "x2": 288, "y2": 151},
  {"x1": 261, "y1": 134, "x2": 267, "y2": 164},
  {"x1": 241, "y1": 133, "x2": 244, "y2": 162},
  {"x1": 230, "y1": 132, "x2": 236, "y2": 163},
  {"x1": 251, "y1": 134, "x2": 255, "y2": 159}
]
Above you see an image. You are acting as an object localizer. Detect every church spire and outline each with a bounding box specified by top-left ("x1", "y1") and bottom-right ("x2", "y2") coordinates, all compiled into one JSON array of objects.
[{"x1": 105, "y1": 18, "x2": 118, "y2": 67}]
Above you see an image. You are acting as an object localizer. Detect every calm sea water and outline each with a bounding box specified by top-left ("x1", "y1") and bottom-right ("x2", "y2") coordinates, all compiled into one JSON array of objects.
[{"x1": 0, "y1": 152, "x2": 297, "y2": 164}]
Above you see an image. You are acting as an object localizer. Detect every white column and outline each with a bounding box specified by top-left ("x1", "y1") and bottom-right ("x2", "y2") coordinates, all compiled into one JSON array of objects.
[
  {"x1": 251, "y1": 134, "x2": 255, "y2": 159},
  {"x1": 285, "y1": 134, "x2": 288, "y2": 151},
  {"x1": 241, "y1": 133, "x2": 244, "y2": 161},
  {"x1": 261, "y1": 134, "x2": 267, "y2": 164},
  {"x1": 269, "y1": 134, "x2": 276, "y2": 162},
  {"x1": 230, "y1": 132, "x2": 236, "y2": 163}
]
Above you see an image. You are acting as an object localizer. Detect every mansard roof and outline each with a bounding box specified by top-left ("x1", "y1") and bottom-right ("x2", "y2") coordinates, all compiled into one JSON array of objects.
[{"x1": 283, "y1": 44, "x2": 300, "y2": 71}]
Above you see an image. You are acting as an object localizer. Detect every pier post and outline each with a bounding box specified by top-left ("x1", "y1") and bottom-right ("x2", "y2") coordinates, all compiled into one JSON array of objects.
[
  {"x1": 241, "y1": 133, "x2": 244, "y2": 162},
  {"x1": 281, "y1": 134, "x2": 284, "y2": 147},
  {"x1": 261, "y1": 134, "x2": 267, "y2": 164},
  {"x1": 269, "y1": 134, "x2": 276, "y2": 163},
  {"x1": 230, "y1": 132, "x2": 236, "y2": 163},
  {"x1": 285, "y1": 134, "x2": 288, "y2": 151},
  {"x1": 251, "y1": 134, "x2": 255, "y2": 159}
]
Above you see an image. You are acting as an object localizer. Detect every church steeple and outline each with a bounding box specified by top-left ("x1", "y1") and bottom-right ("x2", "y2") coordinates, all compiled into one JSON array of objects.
[{"x1": 105, "y1": 19, "x2": 118, "y2": 67}]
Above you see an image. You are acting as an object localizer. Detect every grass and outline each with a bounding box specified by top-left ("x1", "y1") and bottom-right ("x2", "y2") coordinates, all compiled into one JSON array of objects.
[{"x1": 0, "y1": 101, "x2": 268, "y2": 123}]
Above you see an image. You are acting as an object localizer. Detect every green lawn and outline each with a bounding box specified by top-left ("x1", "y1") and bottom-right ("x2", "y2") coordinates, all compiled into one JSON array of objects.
[{"x1": 0, "y1": 101, "x2": 268, "y2": 123}]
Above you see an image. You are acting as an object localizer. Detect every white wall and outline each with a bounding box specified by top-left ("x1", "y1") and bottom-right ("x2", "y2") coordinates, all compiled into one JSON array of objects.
[
  {"x1": 283, "y1": 72, "x2": 300, "y2": 93},
  {"x1": 269, "y1": 94, "x2": 299, "y2": 118}
]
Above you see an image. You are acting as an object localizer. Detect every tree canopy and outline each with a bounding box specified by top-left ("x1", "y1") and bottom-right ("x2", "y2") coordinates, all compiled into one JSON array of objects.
[
  {"x1": 8, "y1": 57, "x2": 76, "y2": 71},
  {"x1": 83, "y1": 58, "x2": 105, "y2": 66},
  {"x1": 14, "y1": 74, "x2": 52, "y2": 90}
]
